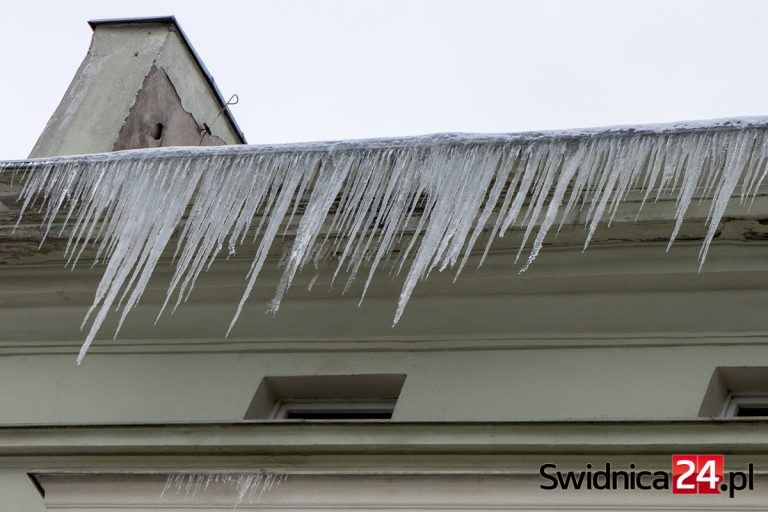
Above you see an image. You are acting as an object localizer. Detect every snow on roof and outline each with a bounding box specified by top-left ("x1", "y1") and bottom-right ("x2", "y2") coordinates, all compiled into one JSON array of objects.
[{"x1": 8, "y1": 115, "x2": 768, "y2": 164}]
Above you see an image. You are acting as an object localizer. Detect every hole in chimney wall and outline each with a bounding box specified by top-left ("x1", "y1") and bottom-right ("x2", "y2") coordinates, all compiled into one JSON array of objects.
[{"x1": 149, "y1": 122, "x2": 164, "y2": 140}]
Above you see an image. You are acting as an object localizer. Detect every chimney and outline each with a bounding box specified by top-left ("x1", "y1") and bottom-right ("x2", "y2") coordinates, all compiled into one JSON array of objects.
[{"x1": 30, "y1": 16, "x2": 245, "y2": 158}]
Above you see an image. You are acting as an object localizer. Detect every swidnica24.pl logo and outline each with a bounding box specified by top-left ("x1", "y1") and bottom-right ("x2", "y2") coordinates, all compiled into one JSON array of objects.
[{"x1": 539, "y1": 455, "x2": 754, "y2": 498}]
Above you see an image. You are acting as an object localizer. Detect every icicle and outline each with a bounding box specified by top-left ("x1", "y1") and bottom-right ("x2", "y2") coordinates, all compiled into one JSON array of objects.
[
  {"x1": 161, "y1": 471, "x2": 287, "y2": 509},
  {"x1": 2, "y1": 117, "x2": 768, "y2": 361}
]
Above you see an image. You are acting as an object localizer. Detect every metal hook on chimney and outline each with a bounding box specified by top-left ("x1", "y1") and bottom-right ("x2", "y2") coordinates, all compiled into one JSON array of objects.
[{"x1": 199, "y1": 94, "x2": 239, "y2": 145}]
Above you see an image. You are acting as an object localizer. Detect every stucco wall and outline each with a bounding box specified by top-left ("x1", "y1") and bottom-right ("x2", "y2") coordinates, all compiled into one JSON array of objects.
[
  {"x1": 0, "y1": 473, "x2": 44, "y2": 512},
  {"x1": 0, "y1": 241, "x2": 766, "y2": 423},
  {"x1": 29, "y1": 22, "x2": 241, "y2": 158}
]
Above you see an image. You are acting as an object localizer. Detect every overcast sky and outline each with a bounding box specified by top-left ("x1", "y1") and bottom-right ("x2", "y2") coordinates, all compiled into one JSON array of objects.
[{"x1": 1, "y1": 0, "x2": 767, "y2": 159}]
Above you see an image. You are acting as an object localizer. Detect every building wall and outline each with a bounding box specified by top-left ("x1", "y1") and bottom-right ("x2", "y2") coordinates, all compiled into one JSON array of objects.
[
  {"x1": 0, "y1": 241, "x2": 766, "y2": 423},
  {"x1": 0, "y1": 473, "x2": 45, "y2": 512}
]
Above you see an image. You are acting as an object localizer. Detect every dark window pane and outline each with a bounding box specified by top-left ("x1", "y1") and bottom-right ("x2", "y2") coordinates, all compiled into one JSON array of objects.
[
  {"x1": 736, "y1": 405, "x2": 768, "y2": 417},
  {"x1": 283, "y1": 410, "x2": 392, "y2": 420}
]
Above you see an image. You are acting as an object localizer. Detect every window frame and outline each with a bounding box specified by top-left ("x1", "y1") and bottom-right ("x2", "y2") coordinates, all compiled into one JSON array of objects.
[
  {"x1": 269, "y1": 399, "x2": 396, "y2": 421},
  {"x1": 722, "y1": 393, "x2": 768, "y2": 417}
]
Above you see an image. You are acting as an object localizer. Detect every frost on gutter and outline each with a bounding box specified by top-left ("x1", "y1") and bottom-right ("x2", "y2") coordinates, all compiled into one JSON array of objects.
[{"x1": 2, "y1": 117, "x2": 768, "y2": 363}]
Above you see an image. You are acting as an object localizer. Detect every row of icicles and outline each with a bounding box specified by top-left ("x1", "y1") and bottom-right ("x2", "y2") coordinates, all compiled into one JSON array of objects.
[{"x1": 1, "y1": 119, "x2": 767, "y2": 362}]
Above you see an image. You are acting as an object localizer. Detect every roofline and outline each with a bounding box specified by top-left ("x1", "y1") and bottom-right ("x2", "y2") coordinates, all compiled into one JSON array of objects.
[{"x1": 87, "y1": 16, "x2": 247, "y2": 144}]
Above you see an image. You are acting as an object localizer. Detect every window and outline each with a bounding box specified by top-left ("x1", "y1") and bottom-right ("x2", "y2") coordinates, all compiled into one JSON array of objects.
[
  {"x1": 270, "y1": 400, "x2": 395, "y2": 420},
  {"x1": 698, "y1": 367, "x2": 768, "y2": 417},
  {"x1": 722, "y1": 394, "x2": 768, "y2": 417},
  {"x1": 244, "y1": 374, "x2": 406, "y2": 421}
]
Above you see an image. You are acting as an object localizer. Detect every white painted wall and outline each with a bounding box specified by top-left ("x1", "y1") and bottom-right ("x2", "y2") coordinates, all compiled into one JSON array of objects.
[
  {"x1": 0, "y1": 241, "x2": 766, "y2": 423},
  {"x1": 0, "y1": 473, "x2": 45, "y2": 512}
]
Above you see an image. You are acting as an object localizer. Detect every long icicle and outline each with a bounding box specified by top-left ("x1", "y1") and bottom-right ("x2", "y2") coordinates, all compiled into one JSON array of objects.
[{"x1": 2, "y1": 117, "x2": 768, "y2": 362}]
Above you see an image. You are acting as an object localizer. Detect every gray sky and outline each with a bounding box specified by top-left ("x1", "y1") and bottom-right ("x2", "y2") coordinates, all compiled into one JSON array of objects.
[{"x1": 1, "y1": 0, "x2": 767, "y2": 159}]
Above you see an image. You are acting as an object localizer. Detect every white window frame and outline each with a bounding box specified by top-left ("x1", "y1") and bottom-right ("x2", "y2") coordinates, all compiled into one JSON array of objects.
[
  {"x1": 722, "y1": 393, "x2": 768, "y2": 417},
  {"x1": 269, "y1": 399, "x2": 395, "y2": 420}
]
